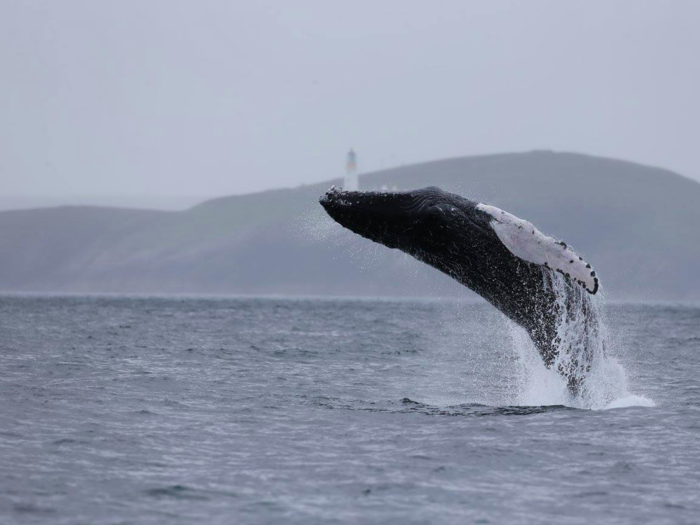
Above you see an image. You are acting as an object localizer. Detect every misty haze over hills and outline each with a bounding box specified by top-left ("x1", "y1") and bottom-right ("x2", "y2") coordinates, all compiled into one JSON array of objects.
[
  {"x1": 0, "y1": 151, "x2": 698, "y2": 301},
  {"x1": 0, "y1": 195, "x2": 208, "y2": 212}
]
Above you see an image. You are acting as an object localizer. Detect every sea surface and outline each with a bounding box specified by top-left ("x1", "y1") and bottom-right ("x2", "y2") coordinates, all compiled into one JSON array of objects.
[{"x1": 0, "y1": 295, "x2": 699, "y2": 524}]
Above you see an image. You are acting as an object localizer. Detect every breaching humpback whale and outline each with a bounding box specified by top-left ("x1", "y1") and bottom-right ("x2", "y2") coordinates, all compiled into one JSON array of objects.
[{"x1": 320, "y1": 186, "x2": 601, "y2": 394}]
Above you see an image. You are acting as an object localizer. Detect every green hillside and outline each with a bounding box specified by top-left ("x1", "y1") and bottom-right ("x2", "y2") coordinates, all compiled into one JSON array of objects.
[{"x1": 1, "y1": 151, "x2": 698, "y2": 300}]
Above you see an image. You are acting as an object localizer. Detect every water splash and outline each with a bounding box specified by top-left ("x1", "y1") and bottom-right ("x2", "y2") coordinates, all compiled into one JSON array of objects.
[
  {"x1": 510, "y1": 273, "x2": 654, "y2": 410},
  {"x1": 296, "y1": 205, "x2": 344, "y2": 244},
  {"x1": 295, "y1": 205, "x2": 421, "y2": 275}
]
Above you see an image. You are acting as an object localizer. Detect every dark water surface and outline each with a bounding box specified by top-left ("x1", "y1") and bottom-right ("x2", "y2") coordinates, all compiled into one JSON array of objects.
[{"x1": 1, "y1": 296, "x2": 699, "y2": 524}]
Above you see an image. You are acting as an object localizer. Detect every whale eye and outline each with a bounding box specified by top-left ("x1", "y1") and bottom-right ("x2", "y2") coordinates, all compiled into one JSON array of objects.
[{"x1": 426, "y1": 205, "x2": 446, "y2": 216}]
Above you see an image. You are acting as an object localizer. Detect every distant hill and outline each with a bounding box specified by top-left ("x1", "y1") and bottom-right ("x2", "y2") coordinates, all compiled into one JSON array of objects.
[
  {"x1": 1, "y1": 151, "x2": 698, "y2": 300},
  {"x1": 0, "y1": 195, "x2": 207, "y2": 212}
]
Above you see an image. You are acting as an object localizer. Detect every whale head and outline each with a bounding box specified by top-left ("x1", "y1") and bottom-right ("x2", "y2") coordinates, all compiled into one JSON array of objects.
[{"x1": 319, "y1": 186, "x2": 494, "y2": 272}]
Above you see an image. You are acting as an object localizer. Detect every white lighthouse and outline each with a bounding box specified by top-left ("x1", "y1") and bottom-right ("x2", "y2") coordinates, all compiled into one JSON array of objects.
[{"x1": 345, "y1": 149, "x2": 358, "y2": 191}]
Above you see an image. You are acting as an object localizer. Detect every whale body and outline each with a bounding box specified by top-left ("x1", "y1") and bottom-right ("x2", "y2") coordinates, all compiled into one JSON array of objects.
[{"x1": 320, "y1": 186, "x2": 601, "y2": 393}]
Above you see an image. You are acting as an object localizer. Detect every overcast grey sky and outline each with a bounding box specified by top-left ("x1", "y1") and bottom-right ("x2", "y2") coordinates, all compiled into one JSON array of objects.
[{"x1": 1, "y1": 0, "x2": 699, "y2": 203}]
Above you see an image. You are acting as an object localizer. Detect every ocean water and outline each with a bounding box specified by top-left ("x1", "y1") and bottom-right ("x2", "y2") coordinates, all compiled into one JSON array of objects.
[{"x1": 0, "y1": 295, "x2": 699, "y2": 524}]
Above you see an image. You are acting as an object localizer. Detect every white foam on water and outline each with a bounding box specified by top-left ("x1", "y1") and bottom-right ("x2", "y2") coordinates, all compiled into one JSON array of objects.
[
  {"x1": 508, "y1": 324, "x2": 572, "y2": 407},
  {"x1": 604, "y1": 395, "x2": 657, "y2": 410},
  {"x1": 507, "y1": 273, "x2": 654, "y2": 410}
]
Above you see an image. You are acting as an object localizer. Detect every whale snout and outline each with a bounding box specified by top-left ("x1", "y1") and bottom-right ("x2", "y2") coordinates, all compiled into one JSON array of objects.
[
  {"x1": 319, "y1": 186, "x2": 434, "y2": 249},
  {"x1": 319, "y1": 186, "x2": 357, "y2": 210},
  {"x1": 319, "y1": 186, "x2": 368, "y2": 228},
  {"x1": 319, "y1": 186, "x2": 373, "y2": 235}
]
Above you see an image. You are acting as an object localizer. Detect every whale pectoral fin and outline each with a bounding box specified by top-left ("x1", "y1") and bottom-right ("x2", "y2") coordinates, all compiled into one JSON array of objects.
[{"x1": 476, "y1": 204, "x2": 599, "y2": 295}]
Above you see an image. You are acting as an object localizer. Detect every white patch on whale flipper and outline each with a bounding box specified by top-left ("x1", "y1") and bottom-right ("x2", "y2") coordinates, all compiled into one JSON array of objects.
[{"x1": 476, "y1": 203, "x2": 599, "y2": 294}]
